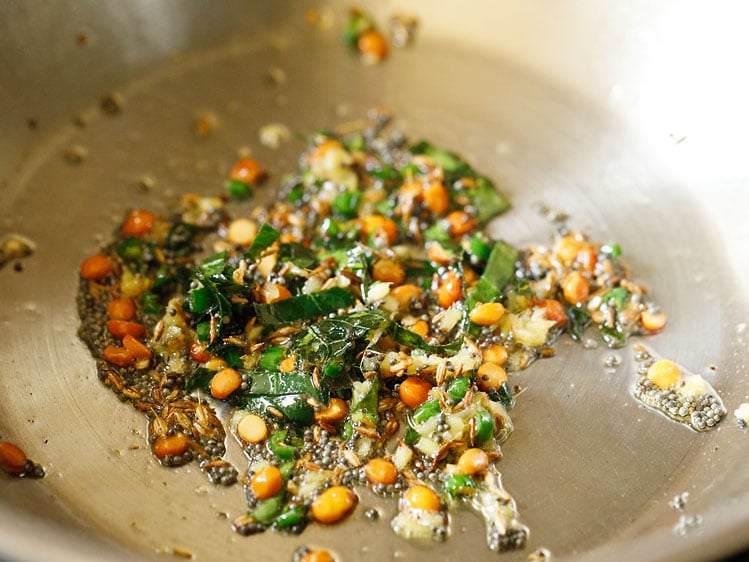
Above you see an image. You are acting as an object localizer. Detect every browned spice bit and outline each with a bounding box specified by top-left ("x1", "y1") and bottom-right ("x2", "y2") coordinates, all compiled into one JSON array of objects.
[
  {"x1": 63, "y1": 144, "x2": 88, "y2": 165},
  {"x1": 341, "y1": 449, "x2": 362, "y2": 468},
  {"x1": 0, "y1": 234, "x2": 35, "y2": 270},
  {"x1": 171, "y1": 546, "x2": 195, "y2": 559},
  {"x1": 300, "y1": 457, "x2": 323, "y2": 472},
  {"x1": 138, "y1": 175, "x2": 155, "y2": 191},
  {"x1": 269, "y1": 326, "x2": 301, "y2": 339},
  {"x1": 195, "y1": 112, "x2": 217, "y2": 137},
  {"x1": 467, "y1": 412, "x2": 479, "y2": 448},
  {"x1": 378, "y1": 397, "x2": 398, "y2": 411},
  {"x1": 353, "y1": 425, "x2": 380, "y2": 440},
  {"x1": 105, "y1": 370, "x2": 124, "y2": 391},
  {"x1": 209, "y1": 314, "x2": 219, "y2": 343},
  {"x1": 202, "y1": 459, "x2": 233, "y2": 471},
  {"x1": 232, "y1": 512, "x2": 255, "y2": 528},
  {"x1": 150, "y1": 416, "x2": 169, "y2": 438},
  {"x1": 75, "y1": 30, "x2": 91, "y2": 46},
  {"x1": 383, "y1": 417, "x2": 399, "y2": 439},
  {"x1": 316, "y1": 420, "x2": 336, "y2": 435},
  {"x1": 539, "y1": 347, "x2": 556, "y2": 359},
  {"x1": 389, "y1": 13, "x2": 419, "y2": 47},
  {"x1": 304, "y1": 7, "x2": 334, "y2": 30},
  {"x1": 266, "y1": 406, "x2": 284, "y2": 419},
  {"x1": 100, "y1": 92, "x2": 125, "y2": 115},
  {"x1": 122, "y1": 387, "x2": 143, "y2": 400}
]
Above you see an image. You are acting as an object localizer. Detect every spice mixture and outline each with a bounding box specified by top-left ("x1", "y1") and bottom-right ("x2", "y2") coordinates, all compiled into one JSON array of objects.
[{"x1": 77, "y1": 111, "x2": 711, "y2": 555}]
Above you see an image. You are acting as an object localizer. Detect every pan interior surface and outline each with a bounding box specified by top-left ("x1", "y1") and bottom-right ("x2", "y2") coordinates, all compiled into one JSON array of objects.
[{"x1": 1, "y1": 7, "x2": 748, "y2": 562}]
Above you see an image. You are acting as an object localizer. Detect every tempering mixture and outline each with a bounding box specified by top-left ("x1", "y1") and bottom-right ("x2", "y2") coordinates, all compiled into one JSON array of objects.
[{"x1": 77, "y1": 111, "x2": 723, "y2": 556}]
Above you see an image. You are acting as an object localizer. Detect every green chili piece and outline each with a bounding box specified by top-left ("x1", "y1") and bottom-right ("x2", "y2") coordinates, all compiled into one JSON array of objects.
[
  {"x1": 424, "y1": 221, "x2": 451, "y2": 244},
  {"x1": 444, "y1": 473, "x2": 477, "y2": 497},
  {"x1": 603, "y1": 286, "x2": 628, "y2": 309},
  {"x1": 333, "y1": 191, "x2": 360, "y2": 219},
  {"x1": 116, "y1": 237, "x2": 145, "y2": 261},
  {"x1": 151, "y1": 265, "x2": 174, "y2": 290},
  {"x1": 602, "y1": 243, "x2": 622, "y2": 259},
  {"x1": 340, "y1": 421, "x2": 353, "y2": 441},
  {"x1": 141, "y1": 293, "x2": 162, "y2": 315},
  {"x1": 413, "y1": 400, "x2": 441, "y2": 424},
  {"x1": 279, "y1": 460, "x2": 296, "y2": 480},
  {"x1": 259, "y1": 347, "x2": 286, "y2": 371},
  {"x1": 274, "y1": 503, "x2": 305, "y2": 529},
  {"x1": 371, "y1": 165, "x2": 399, "y2": 181},
  {"x1": 473, "y1": 410, "x2": 495, "y2": 444},
  {"x1": 469, "y1": 234, "x2": 492, "y2": 261},
  {"x1": 403, "y1": 427, "x2": 419, "y2": 445},
  {"x1": 226, "y1": 179, "x2": 253, "y2": 200},
  {"x1": 323, "y1": 359, "x2": 344, "y2": 378},
  {"x1": 470, "y1": 176, "x2": 511, "y2": 224},
  {"x1": 342, "y1": 13, "x2": 373, "y2": 47},
  {"x1": 251, "y1": 495, "x2": 285, "y2": 525},
  {"x1": 288, "y1": 186, "x2": 305, "y2": 203},
  {"x1": 196, "y1": 321, "x2": 211, "y2": 342},
  {"x1": 268, "y1": 430, "x2": 296, "y2": 460},
  {"x1": 446, "y1": 377, "x2": 471, "y2": 403},
  {"x1": 188, "y1": 287, "x2": 214, "y2": 314}
]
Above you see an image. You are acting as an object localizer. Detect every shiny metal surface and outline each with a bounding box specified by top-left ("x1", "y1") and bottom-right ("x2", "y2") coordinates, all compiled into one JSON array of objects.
[{"x1": 1, "y1": 2, "x2": 748, "y2": 561}]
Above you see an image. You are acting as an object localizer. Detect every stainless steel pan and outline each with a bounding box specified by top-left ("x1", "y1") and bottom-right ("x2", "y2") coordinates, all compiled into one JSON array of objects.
[{"x1": 2, "y1": 2, "x2": 748, "y2": 561}]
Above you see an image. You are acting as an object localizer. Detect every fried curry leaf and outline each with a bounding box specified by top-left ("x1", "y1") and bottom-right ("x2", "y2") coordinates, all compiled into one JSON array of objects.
[
  {"x1": 245, "y1": 370, "x2": 322, "y2": 400},
  {"x1": 184, "y1": 367, "x2": 214, "y2": 393},
  {"x1": 468, "y1": 278, "x2": 501, "y2": 310},
  {"x1": 467, "y1": 240, "x2": 518, "y2": 308},
  {"x1": 471, "y1": 176, "x2": 511, "y2": 224},
  {"x1": 401, "y1": 258, "x2": 437, "y2": 278},
  {"x1": 487, "y1": 381, "x2": 515, "y2": 410},
  {"x1": 278, "y1": 242, "x2": 318, "y2": 269},
  {"x1": 565, "y1": 304, "x2": 592, "y2": 341},
  {"x1": 408, "y1": 143, "x2": 512, "y2": 225},
  {"x1": 599, "y1": 323, "x2": 626, "y2": 349},
  {"x1": 254, "y1": 287, "x2": 355, "y2": 327},
  {"x1": 408, "y1": 141, "x2": 473, "y2": 175},
  {"x1": 210, "y1": 343, "x2": 244, "y2": 369},
  {"x1": 239, "y1": 394, "x2": 315, "y2": 425},
  {"x1": 482, "y1": 240, "x2": 518, "y2": 288},
  {"x1": 233, "y1": 369, "x2": 324, "y2": 425},
  {"x1": 164, "y1": 222, "x2": 202, "y2": 256},
  {"x1": 189, "y1": 270, "x2": 233, "y2": 318},
  {"x1": 245, "y1": 223, "x2": 281, "y2": 260},
  {"x1": 199, "y1": 251, "x2": 230, "y2": 277},
  {"x1": 290, "y1": 309, "x2": 389, "y2": 368},
  {"x1": 388, "y1": 321, "x2": 464, "y2": 355},
  {"x1": 351, "y1": 378, "x2": 380, "y2": 422},
  {"x1": 603, "y1": 286, "x2": 628, "y2": 309}
]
